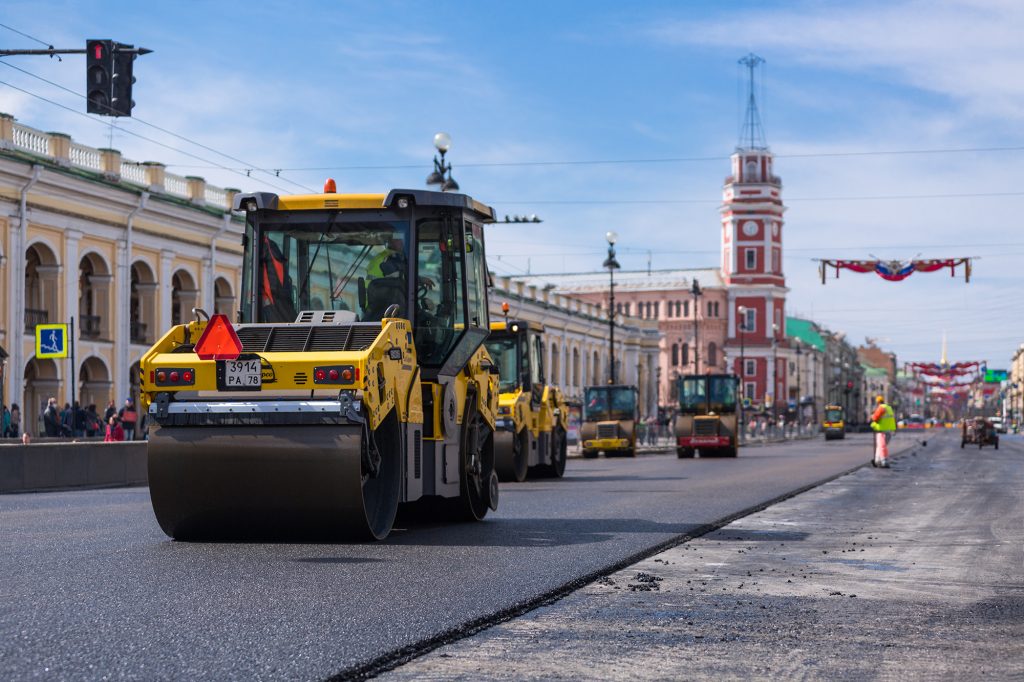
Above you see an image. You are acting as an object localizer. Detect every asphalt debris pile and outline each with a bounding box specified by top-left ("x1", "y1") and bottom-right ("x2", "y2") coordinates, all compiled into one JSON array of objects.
[{"x1": 628, "y1": 572, "x2": 664, "y2": 592}]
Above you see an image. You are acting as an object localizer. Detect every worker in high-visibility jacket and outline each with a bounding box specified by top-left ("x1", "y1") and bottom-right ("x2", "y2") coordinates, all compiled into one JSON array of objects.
[{"x1": 870, "y1": 395, "x2": 896, "y2": 467}]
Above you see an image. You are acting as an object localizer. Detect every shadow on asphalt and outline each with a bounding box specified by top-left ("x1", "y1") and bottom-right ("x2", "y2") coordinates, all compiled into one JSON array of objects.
[
  {"x1": 391, "y1": 517, "x2": 696, "y2": 548},
  {"x1": 293, "y1": 557, "x2": 388, "y2": 564},
  {"x1": 557, "y1": 474, "x2": 689, "y2": 484}
]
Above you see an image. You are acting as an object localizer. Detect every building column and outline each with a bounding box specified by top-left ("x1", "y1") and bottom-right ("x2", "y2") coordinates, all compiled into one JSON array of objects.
[
  {"x1": 159, "y1": 250, "x2": 174, "y2": 333},
  {"x1": 63, "y1": 230, "x2": 82, "y2": 404},
  {"x1": 87, "y1": 274, "x2": 114, "y2": 340}
]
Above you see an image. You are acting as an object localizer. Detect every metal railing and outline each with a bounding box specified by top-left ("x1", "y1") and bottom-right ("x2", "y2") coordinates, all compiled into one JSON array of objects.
[
  {"x1": 25, "y1": 308, "x2": 48, "y2": 333},
  {"x1": 80, "y1": 314, "x2": 103, "y2": 339},
  {"x1": 130, "y1": 320, "x2": 148, "y2": 345}
]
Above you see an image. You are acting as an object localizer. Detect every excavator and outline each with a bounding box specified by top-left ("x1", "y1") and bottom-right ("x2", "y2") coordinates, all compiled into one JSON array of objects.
[
  {"x1": 484, "y1": 314, "x2": 569, "y2": 481},
  {"x1": 140, "y1": 187, "x2": 501, "y2": 541}
]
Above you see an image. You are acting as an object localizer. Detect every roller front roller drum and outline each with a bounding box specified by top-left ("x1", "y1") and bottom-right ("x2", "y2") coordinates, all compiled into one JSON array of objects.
[{"x1": 148, "y1": 423, "x2": 402, "y2": 541}]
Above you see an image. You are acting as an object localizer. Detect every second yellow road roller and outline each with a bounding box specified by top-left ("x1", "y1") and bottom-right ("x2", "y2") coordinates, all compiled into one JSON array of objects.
[
  {"x1": 484, "y1": 316, "x2": 568, "y2": 481},
  {"x1": 140, "y1": 187, "x2": 501, "y2": 541}
]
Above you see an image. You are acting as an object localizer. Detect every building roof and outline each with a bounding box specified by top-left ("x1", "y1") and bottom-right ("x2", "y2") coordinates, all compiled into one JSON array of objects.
[
  {"x1": 512, "y1": 267, "x2": 724, "y2": 294},
  {"x1": 786, "y1": 317, "x2": 826, "y2": 353}
]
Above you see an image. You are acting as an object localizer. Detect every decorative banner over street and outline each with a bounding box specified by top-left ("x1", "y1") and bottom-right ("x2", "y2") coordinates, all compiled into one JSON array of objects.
[{"x1": 817, "y1": 258, "x2": 973, "y2": 284}]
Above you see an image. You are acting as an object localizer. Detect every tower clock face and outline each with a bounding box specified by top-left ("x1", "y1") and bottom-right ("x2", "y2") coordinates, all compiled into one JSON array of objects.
[{"x1": 742, "y1": 221, "x2": 758, "y2": 236}]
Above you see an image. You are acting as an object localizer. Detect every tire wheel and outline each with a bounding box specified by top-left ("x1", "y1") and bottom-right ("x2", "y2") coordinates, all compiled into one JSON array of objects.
[
  {"x1": 498, "y1": 429, "x2": 529, "y2": 483},
  {"x1": 546, "y1": 427, "x2": 568, "y2": 478},
  {"x1": 443, "y1": 395, "x2": 495, "y2": 522},
  {"x1": 961, "y1": 440, "x2": 966, "y2": 448},
  {"x1": 677, "y1": 447, "x2": 695, "y2": 459},
  {"x1": 582, "y1": 449, "x2": 598, "y2": 459},
  {"x1": 724, "y1": 446, "x2": 738, "y2": 458}
]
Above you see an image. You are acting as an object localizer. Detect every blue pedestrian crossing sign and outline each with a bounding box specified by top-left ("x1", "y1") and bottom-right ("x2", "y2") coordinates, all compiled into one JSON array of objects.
[{"x1": 36, "y1": 324, "x2": 69, "y2": 359}]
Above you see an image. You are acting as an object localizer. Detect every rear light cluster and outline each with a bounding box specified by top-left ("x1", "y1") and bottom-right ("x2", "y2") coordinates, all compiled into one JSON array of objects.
[
  {"x1": 151, "y1": 367, "x2": 196, "y2": 387},
  {"x1": 313, "y1": 365, "x2": 358, "y2": 385}
]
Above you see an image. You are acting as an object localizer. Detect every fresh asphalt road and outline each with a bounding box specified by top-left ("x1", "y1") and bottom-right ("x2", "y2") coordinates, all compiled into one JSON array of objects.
[
  {"x1": 387, "y1": 431, "x2": 1024, "y2": 680},
  {"x1": 0, "y1": 433, "x2": 910, "y2": 680}
]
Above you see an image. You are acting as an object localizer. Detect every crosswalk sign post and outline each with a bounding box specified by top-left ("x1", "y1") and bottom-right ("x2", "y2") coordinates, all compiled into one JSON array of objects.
[
  {"x1": 36, "y1": 324, "x2": 69, "y2": 359},
  {"x1": 36, "y1": 319, "x2": 75, "y2": 405}
]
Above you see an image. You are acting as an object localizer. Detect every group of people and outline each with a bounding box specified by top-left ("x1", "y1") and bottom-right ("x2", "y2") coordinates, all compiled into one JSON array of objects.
[
  {"x1": 0, "y1": 397, "x2": 142, "y2": 442},
  {"x1": 635, "y1": 416, "x2": 669, "y2": 445}
]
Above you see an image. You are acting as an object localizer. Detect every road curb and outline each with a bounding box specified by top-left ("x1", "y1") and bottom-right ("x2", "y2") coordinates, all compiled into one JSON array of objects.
[{"x1": 330, "y1": 437, "x2": 924, "y2": 681}]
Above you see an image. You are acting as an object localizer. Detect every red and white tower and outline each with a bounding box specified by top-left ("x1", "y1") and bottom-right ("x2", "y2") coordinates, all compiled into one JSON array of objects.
[{"x1": 722, "y1": 54, "x2": 789, "y2": 411}]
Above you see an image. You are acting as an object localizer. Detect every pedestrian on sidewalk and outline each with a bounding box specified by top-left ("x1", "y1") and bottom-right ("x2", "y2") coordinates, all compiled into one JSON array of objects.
[
  {"x1": 8, "y1": 403, "x2": 20, "y2": 439},
  {"x1": 104, "y1": 416, "x2": 125, "y2": 442},
  {"x1": 870, "y1": 395, "x2": 896, "y2": 468},
  {"x1": 119, "y1": 398, "x2": 138, "y2": 441},
  {"x1": 43, "y1": 398, "x2": 61, "y2": 437}
]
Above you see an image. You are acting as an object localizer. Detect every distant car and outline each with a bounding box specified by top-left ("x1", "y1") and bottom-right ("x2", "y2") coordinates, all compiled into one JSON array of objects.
[
  {"x1": 991, "y1": 417, "x2": 1007, "y2": 434},
  {"x1": 904, "y1": 415, "x2": 925, "y2": 430}
]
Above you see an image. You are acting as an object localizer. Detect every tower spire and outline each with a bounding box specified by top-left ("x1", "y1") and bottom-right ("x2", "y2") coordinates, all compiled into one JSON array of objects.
[
  {"x1": 738, "y1": 53, "x2": 767, "y2": 150},
  {"x1": 941, "y1": 330, "x2": 948, "y2": 366}
]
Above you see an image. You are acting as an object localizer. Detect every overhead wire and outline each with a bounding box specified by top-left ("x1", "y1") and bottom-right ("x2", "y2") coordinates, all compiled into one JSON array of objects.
[
  {"x1": 0, "y1": 58, "x2": 313, "y2": 193},
  {"x1": 0, "y1": 77, "x2": 300, "y2": 195},
  {"x1": 160, "y1": 144, "x2": 1024, "y2": 172}
]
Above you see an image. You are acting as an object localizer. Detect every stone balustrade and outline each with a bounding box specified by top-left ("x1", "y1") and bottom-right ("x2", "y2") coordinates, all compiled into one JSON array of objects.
[{"x1": 0, "y1": 113, "x2": 236, "y2": 211}]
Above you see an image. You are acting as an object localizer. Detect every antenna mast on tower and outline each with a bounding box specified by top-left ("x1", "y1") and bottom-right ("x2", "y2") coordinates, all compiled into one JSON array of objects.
[{"x1": 738, "y1": 53, "x2": 767, "y2": 150}]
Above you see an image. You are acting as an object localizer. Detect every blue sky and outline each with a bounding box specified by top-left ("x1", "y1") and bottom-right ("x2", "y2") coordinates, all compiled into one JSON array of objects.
[{"x1": 2, "y1": 0, "x2": 1022, "y2": 366}]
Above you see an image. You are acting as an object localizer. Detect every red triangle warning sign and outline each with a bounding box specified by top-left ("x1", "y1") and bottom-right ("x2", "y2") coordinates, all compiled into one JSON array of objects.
[{"x1": 194, "y1": 314, "x2": 243, "y2": 360}]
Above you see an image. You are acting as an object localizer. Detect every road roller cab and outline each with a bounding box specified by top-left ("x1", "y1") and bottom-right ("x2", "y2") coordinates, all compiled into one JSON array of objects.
[
  {"x1": 484, "y1": 318, "x2": 569, "y2": 481},
  {"x1": 579, "y1": 384, "x2": 639, "y2": 458},
  {"x1": 141, "y1": 188, "x2": 501, "y2": 541},
  {"x1": 675, "y1": 373, "x2": 739, "y2": 458},
  {"x1": 823, "y1": 404, "x2": 846, "y2": 440}
]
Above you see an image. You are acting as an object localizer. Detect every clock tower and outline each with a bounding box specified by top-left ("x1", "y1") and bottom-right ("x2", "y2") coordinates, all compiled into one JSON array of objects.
[{"x1": 723, "y1": 54, "x2": 789, "y2": 411}]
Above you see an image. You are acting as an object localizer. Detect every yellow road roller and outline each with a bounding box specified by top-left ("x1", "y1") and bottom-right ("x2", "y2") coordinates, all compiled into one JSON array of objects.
[
  {"x1": 484, "y1": 317, "x2": 568, "y2": 481},
  {"x1": 579, "y1": 384, "x2": 639, "y2": 458},
  {"x1": 140, "y1": 188, "x2": 501, "y2": 541}
]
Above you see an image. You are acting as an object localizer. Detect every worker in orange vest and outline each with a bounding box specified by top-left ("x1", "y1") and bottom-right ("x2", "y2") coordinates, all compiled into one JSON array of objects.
[{"x1": 870, "y1": 395, "x2": 896, "y2": 468}]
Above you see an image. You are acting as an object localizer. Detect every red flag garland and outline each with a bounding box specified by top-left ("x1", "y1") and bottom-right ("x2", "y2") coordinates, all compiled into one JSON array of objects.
[{"x1": 818, "y1": 258, "x2": 972, "y2": 284}]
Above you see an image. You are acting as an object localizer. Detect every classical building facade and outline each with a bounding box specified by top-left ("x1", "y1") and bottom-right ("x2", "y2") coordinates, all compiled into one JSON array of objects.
[
  {"x1": 0, "y1": 115, "x2": 243, "y2": 429},
  {"x1": 489, "y1": 275, "x2": 661, "y2": 417},
  {"x1": 515, "y1": 269, "x2": 727, "y2": 408}
]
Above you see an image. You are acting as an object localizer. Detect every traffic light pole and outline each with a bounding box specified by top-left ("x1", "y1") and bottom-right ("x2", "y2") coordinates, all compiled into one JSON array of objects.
[
  {"x1": 0, "y1": 47, "x2": 152, "y2": 57},
  {"x1": 1, "y1": 43, "x2": 151, "y2": 118}
]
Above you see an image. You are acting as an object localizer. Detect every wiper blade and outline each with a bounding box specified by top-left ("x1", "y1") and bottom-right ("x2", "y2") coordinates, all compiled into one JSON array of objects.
[{"x1": 297, "y1": 211, "x2": 340, "y2": 304}]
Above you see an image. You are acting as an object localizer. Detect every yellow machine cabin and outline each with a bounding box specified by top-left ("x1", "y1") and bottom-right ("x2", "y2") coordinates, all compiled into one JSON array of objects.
[
  {"x1": 674, "y1": 374, "x2": 739, "y2": 458},
  {"x1": 822, "y1": 404, "x2": 846, "y2": 440},
  {"x1": 141, "y1": 189, "x2": 501, "y2": 541},
  {"x1": 484, "y1": 318, "x2": 569, "y2": 481},
  {"x1": 580, "y1": 384, "x2": 639, "y2": 458}
]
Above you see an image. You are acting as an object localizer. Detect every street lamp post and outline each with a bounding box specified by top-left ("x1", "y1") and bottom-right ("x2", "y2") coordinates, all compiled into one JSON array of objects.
[
  {"x1": 738, "y1": 305, "x2": 747, "y2": 440},
  {"x1": 425, "y1": 132, "x2": 460, "y2": 192},
  {"x1": 603, "y1": 231, "x2": 620, "y2": 384},
  {"x1": 772, "y1": 322, "x2": 779, "y2": 430},
  {"x1": 691, "y1": 279, "x2": 703, "y2": 374},
  {"x1": 795, "y1": 338, "x2": 803, "y2": 435}
]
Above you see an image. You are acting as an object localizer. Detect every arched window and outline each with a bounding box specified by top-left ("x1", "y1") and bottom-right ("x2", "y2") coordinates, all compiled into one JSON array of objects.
[
  {"x1": 683, "y1": 301, "x2": 689, "y2": 317},
  {"x1": 572, "y1": 347, "x2": 580, "y2": 387},
  {"x1": 671, "y1": 343, "x2": 679, "y2": 366},
  {"x1": 708, "y1": 342, "x2": 718, "y2": 368},
  {"x1": 681, "y1": 343, "x2": 689, "y2": 367}
]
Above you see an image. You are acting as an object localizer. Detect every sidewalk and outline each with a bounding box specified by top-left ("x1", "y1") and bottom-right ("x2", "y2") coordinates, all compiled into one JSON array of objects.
[{"x1": 385, "y1": 435, "x2": 1023, "y2": 680}]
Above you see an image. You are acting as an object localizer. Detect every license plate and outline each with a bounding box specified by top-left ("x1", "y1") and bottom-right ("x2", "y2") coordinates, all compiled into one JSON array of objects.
[{"x1": 220, "y1": 358, "x2": 262, "y2": 390}]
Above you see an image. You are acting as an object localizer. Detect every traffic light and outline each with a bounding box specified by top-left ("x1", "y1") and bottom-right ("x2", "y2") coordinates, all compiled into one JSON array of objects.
[
  {"x1": 844, "y1": 380, "x2": 854, "y2": 393},
  {"x1": 110, "y1": 42, "x2": 137, "y2": 117},
  {"x1": 85, "y1": 39, "x2": 114, "y2": 115}
]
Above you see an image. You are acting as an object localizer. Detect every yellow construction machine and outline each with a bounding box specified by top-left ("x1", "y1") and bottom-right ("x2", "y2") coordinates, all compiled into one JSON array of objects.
[
  {"x1": 674, "y1": 373, "x2": 739, "y2": 458},
  {"x1": 140, "y1": 188, "x2": 501, "y2": 541},
  {"x1": 484, "y1": 317, "x2": 568, "y2": 481},
  {"x1": 579, "y1": 384, "x2": 639, "y2": 458}
]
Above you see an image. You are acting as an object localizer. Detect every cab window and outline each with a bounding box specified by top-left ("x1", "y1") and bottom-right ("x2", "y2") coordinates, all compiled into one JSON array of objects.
[{"x1": 415, "y1": 216, "x2": 467, "y2": 366}]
